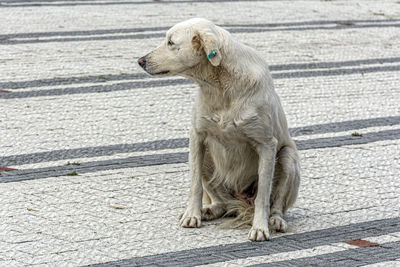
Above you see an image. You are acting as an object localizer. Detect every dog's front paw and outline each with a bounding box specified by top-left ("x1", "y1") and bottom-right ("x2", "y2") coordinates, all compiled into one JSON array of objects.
[
  {"x1": 248, "y1": 225, "x2": 270, "y2": 242},
  {"x1": 269, "y1": 215, "x2": 288, "y2": 232},
  {"x1": 179, "y1": 208, "x2": 201, "y2": 228}
]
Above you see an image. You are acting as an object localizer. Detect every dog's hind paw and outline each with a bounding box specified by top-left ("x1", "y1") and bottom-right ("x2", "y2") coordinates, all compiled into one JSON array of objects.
[
  {"x1": 179, "y1": 209, "x2": 201, "y2": 228},
  {"x1": 201, "y1": 204, "x2": 226, "y2": 221},
  {"x1": 269, "y1": 215, "x2": 288, "y2": 232}
]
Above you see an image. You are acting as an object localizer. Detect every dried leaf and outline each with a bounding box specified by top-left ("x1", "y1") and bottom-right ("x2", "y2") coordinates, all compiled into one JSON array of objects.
[
  {"x1": 27, "y1": 208, "x2": 39, "y2": 212},
  {"x1": 109, "y1": 205, "x2": 125, "y2": 210}
]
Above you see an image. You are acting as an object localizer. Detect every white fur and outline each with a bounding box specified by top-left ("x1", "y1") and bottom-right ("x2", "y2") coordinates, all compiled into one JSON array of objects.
[{"x1": 139, "y1": 18, "x2": 300, "y2": 242}]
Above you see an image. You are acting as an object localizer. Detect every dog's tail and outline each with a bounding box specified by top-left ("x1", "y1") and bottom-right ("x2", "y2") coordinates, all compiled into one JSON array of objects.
[
  {"x1": 222, "y1": 199, "x2": 254, "y2": 228},
  {"x1": 219, "y1": 182, "x2": 257, "y2": 228}
]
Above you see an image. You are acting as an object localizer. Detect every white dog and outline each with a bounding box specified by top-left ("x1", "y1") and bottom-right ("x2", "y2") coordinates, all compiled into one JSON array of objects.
[{"x1": 138, "y1": 18, "x2": 300, "y2": 241}]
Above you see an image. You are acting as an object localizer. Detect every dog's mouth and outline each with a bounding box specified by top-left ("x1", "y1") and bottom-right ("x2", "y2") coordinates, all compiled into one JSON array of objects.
[
  {"x1": 153, "y1": 70, "x2": 170, "y2": 75},
  {"x1": 144, "y1": 67, "x2": 171, "y2": 76}
]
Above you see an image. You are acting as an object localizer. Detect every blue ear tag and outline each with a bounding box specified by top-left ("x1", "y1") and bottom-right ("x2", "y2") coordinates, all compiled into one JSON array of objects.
[{"x1": 208, "y1": 50, "x2": 217, "y2": 59}]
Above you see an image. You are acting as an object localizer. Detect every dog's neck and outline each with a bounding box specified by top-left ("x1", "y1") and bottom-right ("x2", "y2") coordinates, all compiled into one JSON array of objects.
[
  {"x1": 183, "y1": 39, "x2": 270, "y2": 111},
  {"x1": 183, "y1": 61, "x2": 234, "y2": 110}
]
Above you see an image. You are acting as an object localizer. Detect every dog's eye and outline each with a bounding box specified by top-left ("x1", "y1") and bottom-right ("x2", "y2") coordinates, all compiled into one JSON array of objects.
[{"x1": 168, "y1": 40, "x2": 174, "y2": 46}]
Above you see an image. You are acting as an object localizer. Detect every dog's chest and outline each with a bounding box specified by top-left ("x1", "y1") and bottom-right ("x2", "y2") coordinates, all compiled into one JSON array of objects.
[
  {"x1": 200, "y1": 111, "x2": 244, "y2": 143},
  {"x1": 199, "y1": 110, "x2": 259, "y2": 190},
  {"x1": 201, "y1": 111, "x2": 258, "y2": 190}
]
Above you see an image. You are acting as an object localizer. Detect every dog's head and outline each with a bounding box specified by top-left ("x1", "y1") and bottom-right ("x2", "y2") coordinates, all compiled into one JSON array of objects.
[{"x1": 138, "y1": 18, "x2": 222, "y2": 76}]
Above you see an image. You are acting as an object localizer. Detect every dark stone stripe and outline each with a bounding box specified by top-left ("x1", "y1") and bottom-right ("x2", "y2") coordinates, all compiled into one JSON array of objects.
[
  {"x1": 224, "y1": 18, "x2": 400, "y2": 28},
  {"x1": 1, "y1": 65, "x2": 399, "y2": 99},
  {"x1": 0, "y1": 27, "x2": 168, "y2": 39},
  {"x1": 0, "y1": 32, "x2": 165, "y2": 45},
  {"x1": 84, "y1": 217, "x2": 400, "y2": 267},
  {"x1": 1, "y1": 128, "x2": 399, "y2": 183},
  {"x1": 2, "y1": 0, "x2": 100, "y2": 2},
  {"x1": 0, "y1": 73, "x2": 150, "y2": 90},
  {"x1": 2, "y1": 116, "x2": 399, "y2": 167},
  {"x1": 1, "y1": 19, "x2": 398, "y2": 39},
  {"x1": 289, "y1": 115, "x2": 400, "y2": 137},
  {"x1": 0, "y1": 79, "x2": 193, "y2": 99},
  {"x1": 269, "y1": 57, "x2": 400, "y2": 72},
  {"x1": 295, "y1": 128, "x2": 400, "y2": 150},
  {"x1": 251, "y1": 242, "x2": 400, "y2": 267},
  {"x1": 0, "y1": 0, "x2": 344, "y2": 8},
  {"x1": 228, "y1": 23, "x2": 400, "y2": 34},
  {"x1": 1, "y1": 23, "x2": 399, "y2": 45},
  {"x1": 1, "y1": 117, "x2": 399, "y2": 166},
  {"x1": 2, "y1": 57, "x2": 399, "y2": 90},
  {"x1": 1, "y1": 138, "x2": 189, "y2": 166},
  {"x1": 0, "y1": 73, "x2": 149, "y2": 90},
  {"x1": 271, "y1": 64, "x2": 400, "y2": 79},
  {"x1": 0, "y1": 152, "x2": 188, "y2": 183},
  {"x1": 1, "y1": 0, "x2": 102, "y2": 2}
]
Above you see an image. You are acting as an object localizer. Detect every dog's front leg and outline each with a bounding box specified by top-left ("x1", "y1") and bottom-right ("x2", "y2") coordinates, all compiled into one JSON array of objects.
[
  {"x1": 248, "y1": 138, "x2": 277, "y2": 241},
  {"x1": 179, "y1": 129, "x2": 205, "y2": 228}
]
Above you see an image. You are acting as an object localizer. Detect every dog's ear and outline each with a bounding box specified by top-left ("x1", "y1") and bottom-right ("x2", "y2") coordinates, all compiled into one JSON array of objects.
[{"x1": 192, "y1": 30, "x2": 221, "y2": 66}]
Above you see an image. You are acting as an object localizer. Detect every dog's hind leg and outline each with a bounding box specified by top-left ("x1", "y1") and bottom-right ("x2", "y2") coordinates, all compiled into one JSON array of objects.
[
  {"x1": 201, "y1": 180, "x2": 229, "y2": 221},
  {"x1": 269, "y1": 144, "x2": 300, "y2": 232},
  {"x1": 199, "y1": 149, "x2": 228, "y2": 221}
]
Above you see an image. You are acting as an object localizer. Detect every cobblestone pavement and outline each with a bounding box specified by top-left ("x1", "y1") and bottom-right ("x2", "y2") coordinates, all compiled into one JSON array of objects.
[{"x1": 1, "y1": 0, "x2": 400, "y2": 266}]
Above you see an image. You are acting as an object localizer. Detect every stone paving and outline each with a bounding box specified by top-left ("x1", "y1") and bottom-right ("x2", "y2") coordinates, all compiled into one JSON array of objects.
[{"x1": 1, "y1": 0, "x2": 400, "y2": 266}]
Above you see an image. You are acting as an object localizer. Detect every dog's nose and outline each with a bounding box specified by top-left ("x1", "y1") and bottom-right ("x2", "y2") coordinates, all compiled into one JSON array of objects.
[{"x1": 138, "y1": 56, "x2": 146, "y2": 68}]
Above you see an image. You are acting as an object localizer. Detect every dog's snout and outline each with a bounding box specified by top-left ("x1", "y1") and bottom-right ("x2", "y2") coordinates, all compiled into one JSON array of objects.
[{"x1": 138, "y1": 56, "x2": 147, "y2": 68}]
